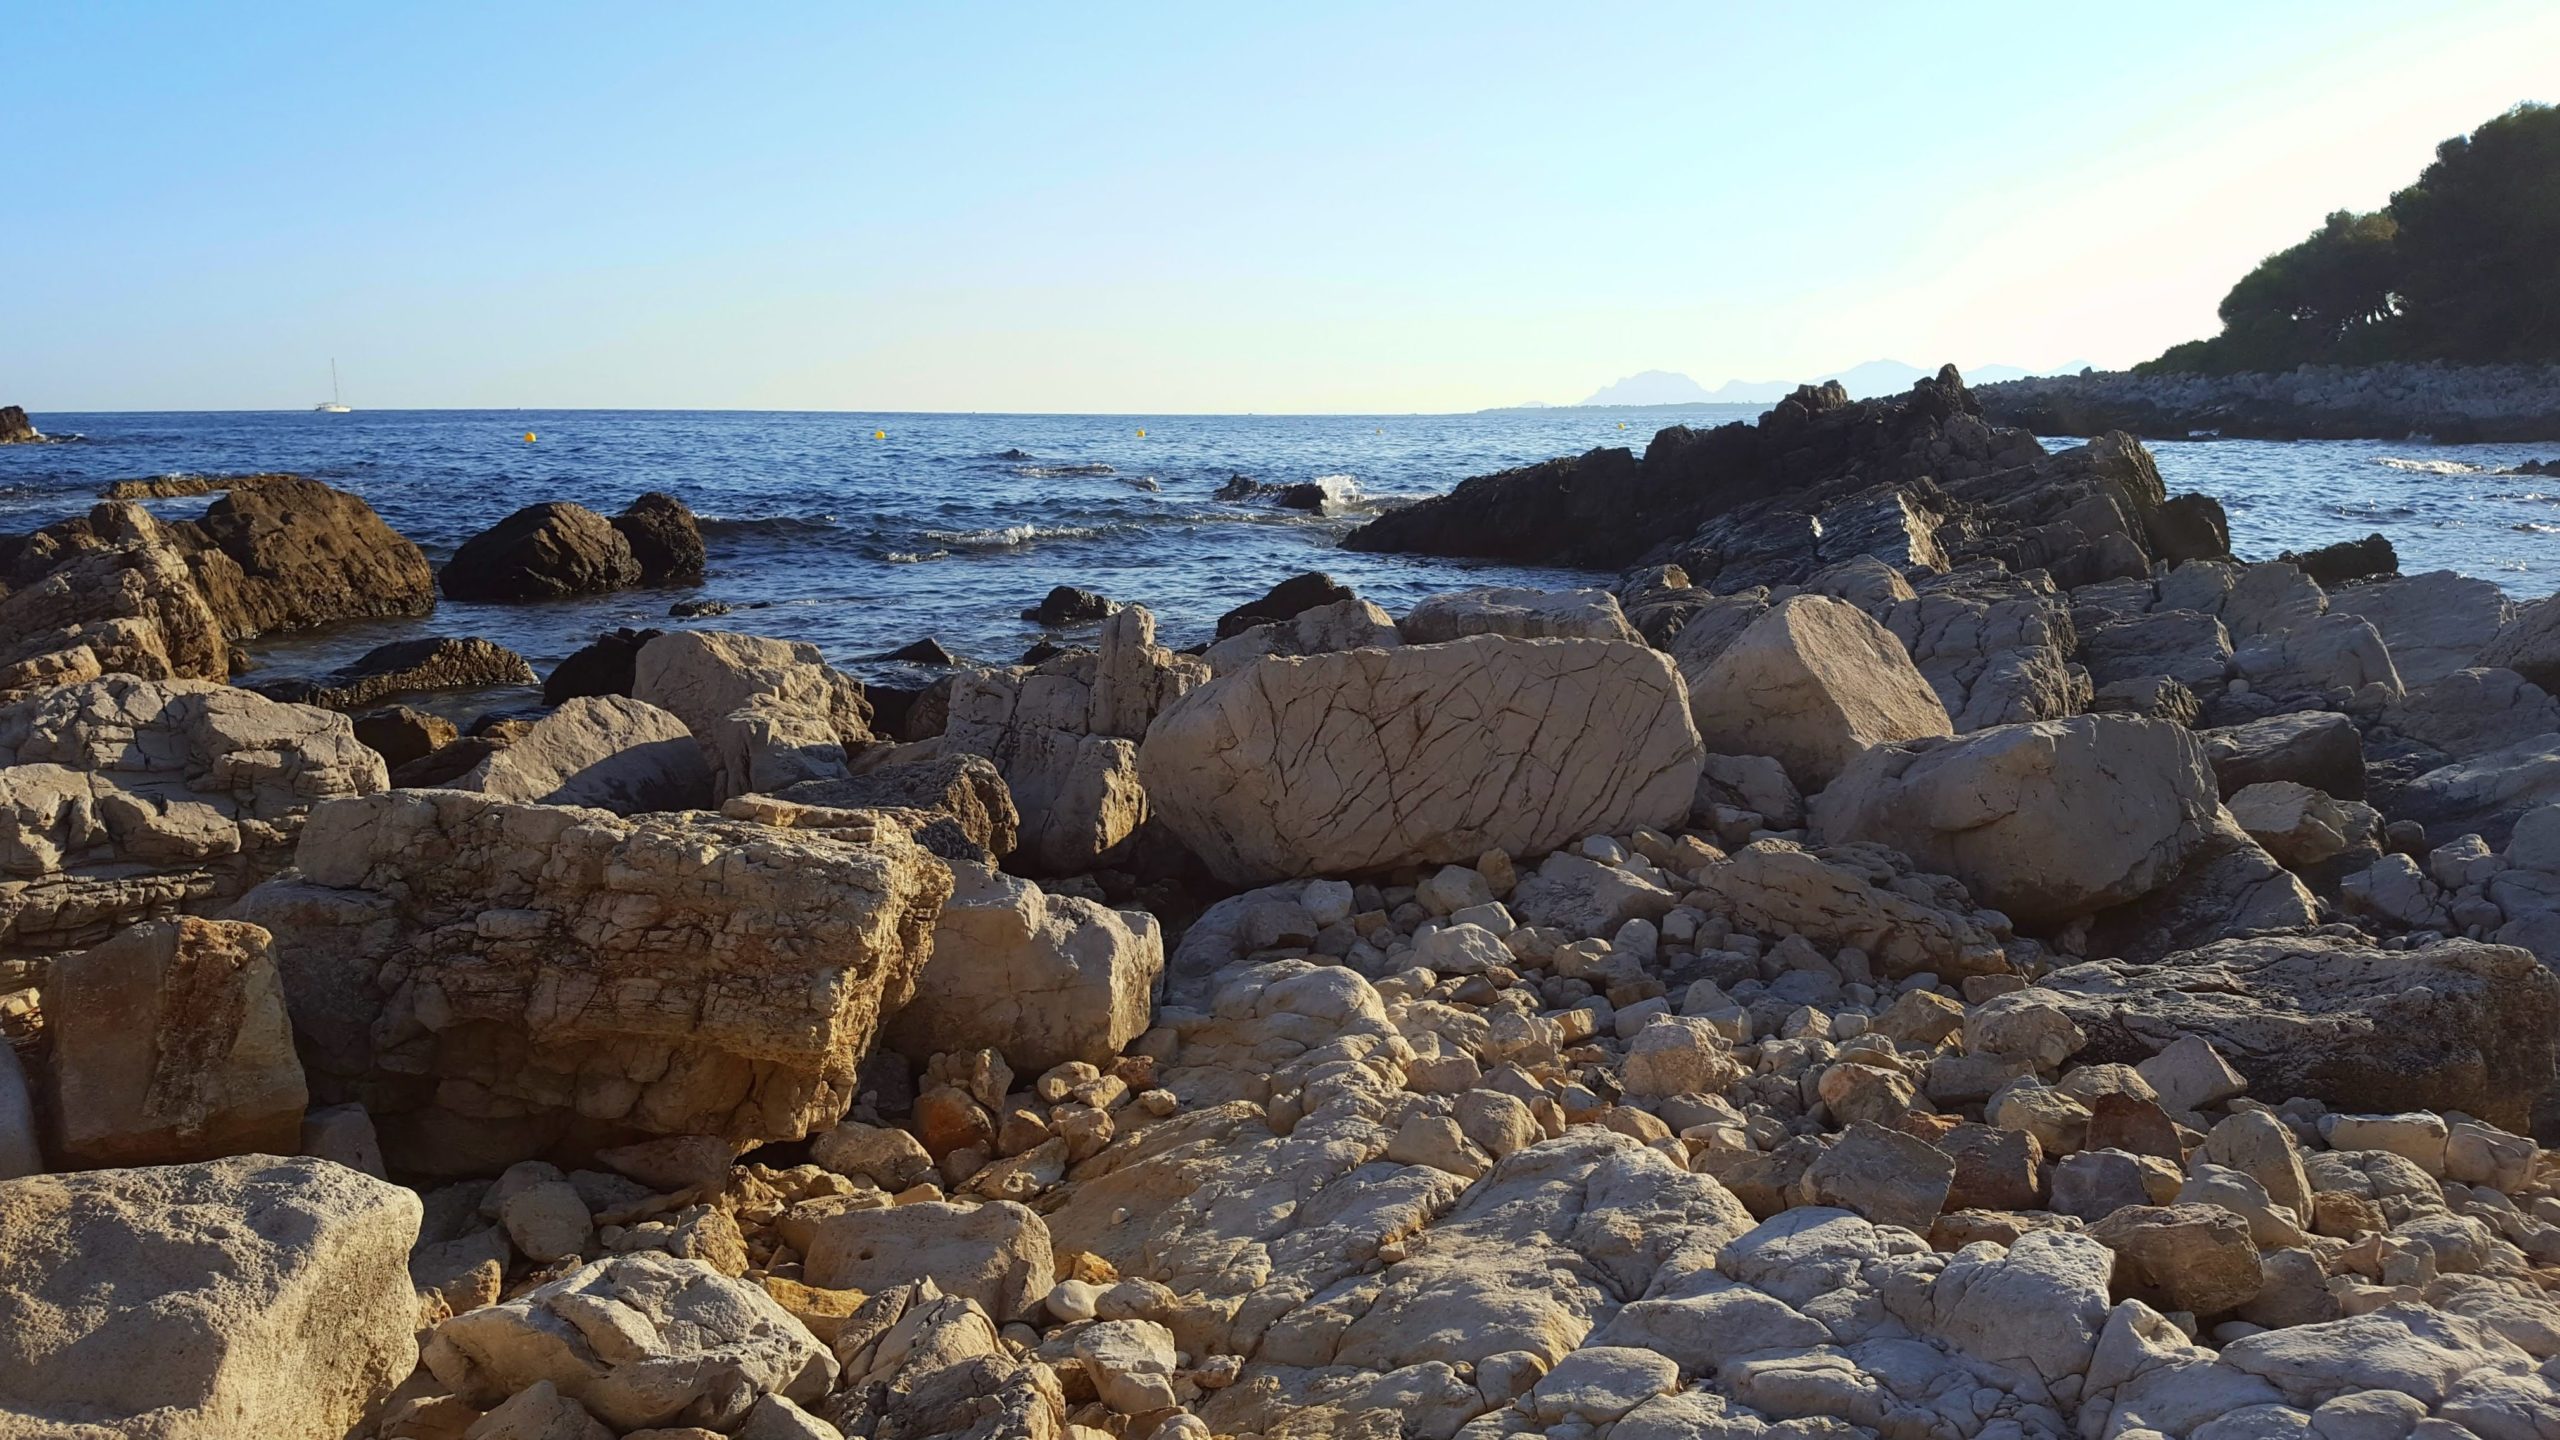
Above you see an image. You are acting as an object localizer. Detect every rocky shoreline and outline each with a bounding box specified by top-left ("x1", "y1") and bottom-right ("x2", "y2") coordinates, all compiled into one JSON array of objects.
[
  {"x1": 9, "y1": 371, "x2": 2560, "y2": 1438},
  {"x1": 1975, "y1": 362, "x2": 2560, "y2": 442}
]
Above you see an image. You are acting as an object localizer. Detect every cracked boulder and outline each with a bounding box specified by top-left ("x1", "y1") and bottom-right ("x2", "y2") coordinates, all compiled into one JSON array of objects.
[
  {"x1": 236, "y1": 787, "x2": 952, "y2": 1175},
  {"x1": 885, "y1": 859, "x2": 1164, "y2": 1074},
  {"x1": 633, "y1": 629, "x2": 875, "y2": 802},
  {"x1": 1141, "y1": 634, "x2": 1702, "y2": 887},
  {"x1": 1685, "y1": 594, "x2": 1953, "y2": 791}
]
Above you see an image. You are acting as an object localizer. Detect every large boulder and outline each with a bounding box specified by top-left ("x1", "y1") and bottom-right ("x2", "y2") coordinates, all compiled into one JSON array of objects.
[
  {"x1": 1684, "y1": 595, "x2": 1952, "y2": 791},
  {"x1": 41, "y1": 917, "x2": 306, "y2": 1169},
  {"x1": 422, "y1": 1252, "x2": 834, "y2": 1430},
  {"x1": 543, "y1": 627, "x2": 662, "y2": 705},
  {"x1": 2386, "y1": 732, "x2": 2560, "y2": 847},
  {"x1": 235, "y1": 788, "x2": 952, "y2": 1175},
  {"x1": 2080, "y1": 816, "x2": 2321, "y2": 964},
  {"x1": 1811, "y1": 715, "x2": 2220, "y2": 929},
  {"x1": 885, "y1": 860, "x2": 1163, "y2": 1074},
  {"x1": 2477, "y1": 590, "x2": 2560, "y2": 691},
  {"x1": 1213, "y1": 571, "x2": 1356, "y2": 639},
  {"x1": 447, "y1": 695, "x2": 714, "y2": 814},
  {"x1": 632, "y1": 629, "x2": 874, "y2": 801},
  {"x1": 612, "y1": 492, "x2": 707, "y2": 585},
  {"x1": 0, "y1": 514, "x2": 230, "y2": 692},
  {"x1": 1200, "y1": 597, "x2": 1401, "y2": 676},
  {"x1": 168, "y1": 477, "x2": 435, "y2": 636},
  {"x1": 1141, "y1": 635, "x2": 1701, "y2": 887},
  {"x1": 0, "y1": 676, "x2": 386, "y2": 983},
  {"x1": 0, "y1": 1155, "x2": 421, "y2": 1439},
  {"x1": 2381, "y1": 667, "x2": 2560, "y2": 760},
  {"x1": 2041, "y1": 933, "x2": 2560, "y2": 1133},
  {"x1": 247, "y1": 635, "x2": 537, "y2": 710},
  {"x1": 439, "y1": 502, "x2": 641, "y2": 602},
  {"x1": 2198, "y1": 710, "x2": 2366, "y2": 800},
  {"x1": 945, "y1": 606, "x2": 1205, "y2": 874}
]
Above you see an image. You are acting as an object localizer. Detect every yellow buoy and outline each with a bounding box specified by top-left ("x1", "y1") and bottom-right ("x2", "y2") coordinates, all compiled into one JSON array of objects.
[
  {"x1": 1136, "y1": 428, "x2": 1147, "y2": 438},
  {"x1": 524, "y1": 432, "x2": 536, "y2": 443},
  {"x1": 1618, "y1": 422, "x2": 1627, "y2": 429},
  {"x1": 873, "y1": 429, "x2": 886, "y2": 440}
]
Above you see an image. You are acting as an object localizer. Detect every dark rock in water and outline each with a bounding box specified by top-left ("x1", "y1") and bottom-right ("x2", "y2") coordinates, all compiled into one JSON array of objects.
[
  {"x1": 0, "y1": 406, "x2": 37, "y2": 444},
  {"x1": 1021, "y1": 585, "x2": 1117, "y2": 626},
  {"x1": 543, "y1": 627, "x2": 662, "y2": 705},
  {"x1": 772, "y1": 753, "x2": 1019, "y2": 861},
  {"x1": 176, "y1": 477, "x2": 436, "y2": 636},
  {"x1": 1346, "y1": 367, "x2": 2228, "y2": 593},
  {"x1": 352, "y1": 705, "x2": 458, "y2": 770},
  {"x1": 1214, "y1": 474, "x2": 1276, "y2": 502},
  {"x1": 391, "y1": 736, "x2": 508, "y2": 789},
  {"x1": 2280, "y1": 532, "x2": 2398, "y2": 587},
  {"x1": 2511, "y1": 458, "x2": 2557, "y2": 475},
  {"x1": 668, "y1": 599, "x2": 731, "y2": 618},
  {"x1": 1216, "y1": 474, "x2": 1345, "y2": 514},
  {"x1": 996, "y1": 448, "x2": 1036, "y2": 461},
  {"x1": 465, "y1": 709, "x2": 546, "y2": 741},
  {"x1": 2150, "y1": 493, "x2": 2232, "y2": 564},
  {"x1": 100, "y1": 473, "x2": 301, "y2": 501},
  {"x1": 1019, "y1": 640, "x2": 1067, "y2": 665},
  {"x1": 614, "y1": 491, "x2": 707, "y2": 584},
  {"x1": 1121, "y1": 476, "x2": 1161, "y2": 493},
  {"x1": 247, "y1": 636, "x2": 538, "y2": 710},
  {"x1": 2199, "y1": 710, "x2": 2366, "y2": 800},
  {"x1": 440, "y1": 501, "x2": 641, "y2": 602},
  {"x1": 1214, "y1": 572, "x2": 1355, "y2": 639},
  {"x1": 877, "y1": 636, "x2": 958, "y2": 666}
]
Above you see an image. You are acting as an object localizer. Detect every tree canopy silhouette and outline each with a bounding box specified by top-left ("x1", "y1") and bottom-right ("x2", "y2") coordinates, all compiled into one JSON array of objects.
[{"x1": 2147, "y1": 102, "x2": 2560, "y2": 373}]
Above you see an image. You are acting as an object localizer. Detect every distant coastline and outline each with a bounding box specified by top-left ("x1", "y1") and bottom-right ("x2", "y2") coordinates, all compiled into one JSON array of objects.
[{"x1": 1978, "y1": 361, "x2": 2560, "y2": 443}]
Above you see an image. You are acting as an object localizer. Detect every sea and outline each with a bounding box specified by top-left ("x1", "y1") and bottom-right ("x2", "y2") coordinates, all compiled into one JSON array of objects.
[{"x1": 5, "y1": 406, "x2": 2559, "y2": 709}]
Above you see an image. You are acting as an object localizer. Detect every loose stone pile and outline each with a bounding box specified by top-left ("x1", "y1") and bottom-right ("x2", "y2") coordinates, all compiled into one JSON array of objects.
[{"x1": 8, "y1": 372, "x2": 2560, "y2": 1440}]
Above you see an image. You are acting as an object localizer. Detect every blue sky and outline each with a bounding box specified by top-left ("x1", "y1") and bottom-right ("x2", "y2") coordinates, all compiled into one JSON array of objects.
[{"x1": 5, "y1": 2, "x2": 2554, "y2": 413}]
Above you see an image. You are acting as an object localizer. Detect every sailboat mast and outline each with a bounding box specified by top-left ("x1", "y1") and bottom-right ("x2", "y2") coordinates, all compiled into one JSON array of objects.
[{"x1": 332, "y1": 359, "x2": 341, "y2": 406}]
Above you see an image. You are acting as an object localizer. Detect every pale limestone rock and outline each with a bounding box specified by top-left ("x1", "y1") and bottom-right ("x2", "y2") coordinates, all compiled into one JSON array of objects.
[
  {"x1": 0, "y1": 675, "x2": 386, "y2": 978},
  {"x1": 1879, "y1": 563, "x2": 2088, "y2": 731},
  {"x1": 944, "y1": 607, "x2": 1201, "y2": 873},
  {"x1": 1804, "y1": 1120, "x2": 1954, "y2": 1232},
  {"x1": 239, "y1": 788, "x2": 951, "y2": 1175},
  {"x1": 1686, "y1": 595, "x2": 1953, "y2": 790},
  {"x1": 2042, "y1": 935, "x2": 2560, "y2": 1133},
  {"x1": 1700, "y1": 840, "x2": 2010, "y2": 980},
  {"x1": 424, "y1": 1252, "x2": 836, "y2": 1431},
  {"x1": 451, "y1": 695, "x2": 713, "y2": 814},
  {"x1": 801, "y1": 1199, "x2": 1054, "y2": 1324},
  {"x1": 2227, "y1": 781, "x2": 2363, "y2": 869},
  {"x1": 2134, "y1": 1035, "x2": 2248, "y2": 1114},
  {"x1": 1400, "y1": 586, "x2": 1640, "y2": 646},
  {"x1": 1073, "y1": 1318, "x2": 1180, "y2": 1414},
  {"x1": 2217, "y1": 1303, "x2": 2539, "y2": 1409},
  {"x1": 1619, "y1": 1017, "x2": 1741, "y2": 1099},
  {"x1": 1200, "y1": 597, "x2": 1400, "y2": 675},
  {"x1": 0, "y1": 1155, "x2": 421, "y2": 1439},
  {"x1": 2384, "y1": 667, "x2": 2560, "y2": 760},
  {"x1": 1693, "y1": 752, "x2": 1802, "y2": 830},
  {"x1": 42, "y1": 916, "x2": 305, "y2": 1168},
  {"x1": 1509, "y1": 850, "x2": 1679, "y2": 936},
  {"x1": 299, "y1": 1103, "x2": 385, "y2": 1178},
  {"x1": 1526, "y1": 1346, "x2": 1677, "y2": 1426},
  {"x1": 2087, "y1": 1203, "x2": 2264, "y2": 1315},
  {"x1": 466, "y1": 1380, "x2": 611, "y2": 1440},
  {"x1": 1140, "y1": 635, "x2": 1701, "y2": 887},
  {"x1": 2322, "y1": 1113, "x2": 2450, "y2": 1176},
  {"x1": 1813, "y1": 714, "x2": 2223, "y2": 928},
  {"x1": 632, "y1": 629, "x2": 873, "y2": 801},
  {"x1": 886, "y1": 860, "x2": 1162, "y2": 1074}
]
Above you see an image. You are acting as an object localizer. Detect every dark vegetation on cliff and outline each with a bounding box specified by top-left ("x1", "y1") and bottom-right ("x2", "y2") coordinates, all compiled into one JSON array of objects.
[{"x1": 2147, "y1": 102, "x2": 2560, "y2": 374}]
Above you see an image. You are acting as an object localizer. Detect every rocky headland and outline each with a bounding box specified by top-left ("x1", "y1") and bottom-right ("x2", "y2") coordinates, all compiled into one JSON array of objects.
[
  {"x1": 9, "y1": 369, "x2": 2560, "y2": 1439},
  {"x1": 1975, "y1": 363, "x2": 2560, "y2": 442}
]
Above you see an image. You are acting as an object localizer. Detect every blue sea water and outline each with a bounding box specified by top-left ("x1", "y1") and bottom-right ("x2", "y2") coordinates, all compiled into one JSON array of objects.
[{"x1": 5, "y1": 406, "x2": 2558, "y2": 702}]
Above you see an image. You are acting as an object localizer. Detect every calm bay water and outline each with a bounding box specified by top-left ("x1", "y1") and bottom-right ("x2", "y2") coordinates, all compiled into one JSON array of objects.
[{"x1": 5, "y1": 407, "x2": 2558, "y2": 699}]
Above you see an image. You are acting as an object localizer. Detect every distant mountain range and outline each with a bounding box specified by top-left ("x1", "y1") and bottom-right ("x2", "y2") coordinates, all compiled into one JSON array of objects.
[{"x1": 1567, "y1": 360, "x2": 2086, "y2": 409}]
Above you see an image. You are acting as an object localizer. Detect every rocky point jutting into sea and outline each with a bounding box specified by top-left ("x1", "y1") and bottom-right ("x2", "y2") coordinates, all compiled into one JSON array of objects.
[
  {"x1": 1977, "y1": 363, "x2": 2560, "y2": 443},
  {"x1": 10, "y1": 368, "x2": 2560, "y2": 1439}
]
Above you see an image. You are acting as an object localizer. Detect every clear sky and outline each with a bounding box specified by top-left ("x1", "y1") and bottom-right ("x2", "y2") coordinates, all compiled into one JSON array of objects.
[{"x1": 5, "y1": 2, "x2": 2554, "y2": 414}]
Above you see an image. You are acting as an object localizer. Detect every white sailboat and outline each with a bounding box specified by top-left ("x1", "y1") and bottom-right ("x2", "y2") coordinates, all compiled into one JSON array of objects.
[{"x1": 315, "y1": 359, "x2": 351, "y2": 413}]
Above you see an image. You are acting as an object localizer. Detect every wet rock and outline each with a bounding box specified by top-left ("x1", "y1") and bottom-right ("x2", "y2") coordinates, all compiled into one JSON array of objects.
[
  {"x1": 1212, "y1": 571, "x2": 1356, "y2": 639},
  {"x1": 0, "y1": 405, "x2": 38, "y2": 444},
  {"x1": 251, "y1": 636, "x2": 540, "y2": 710},
  {"x1": 1021, "y1": 585, "x2": 1118, "y2": 627},
  {"x1": 612, "y1": 492, "x2": 706, "y2": 585},
  {"x1": 237, "y1": 788, "x2": 951, "y2": 1175},
  {"x1": 0, "y1": 1156, "x2": 422, "y2": 1438},
  {"x1": 544, "y1": 628, "x2": 663, "y2": 705},
  {"x1": 1686, "y1": 595, "x2": 1953, "y2": 791},
  {"x1": 41, "y1": 916, "x2": 306, "y2": 1168},
  {"x1": 353, "y1": 703, "x2": 459, "y2": 770},
  {"x1": 1813, "y1": 714, "x2": 2221, "y2": 928},
  {"x1": 2279, "y1": 532, "x2": 2397, "y2": 588},
  {"x1": 1143, "y1": 635, "x2": 1700, "y2": 887},
  {"x1": 441, "y1": 502, "x2": 643, "y2": 602},
  {"x1": 447, "y1": 696, "x2": 713, "y2": 814}
]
